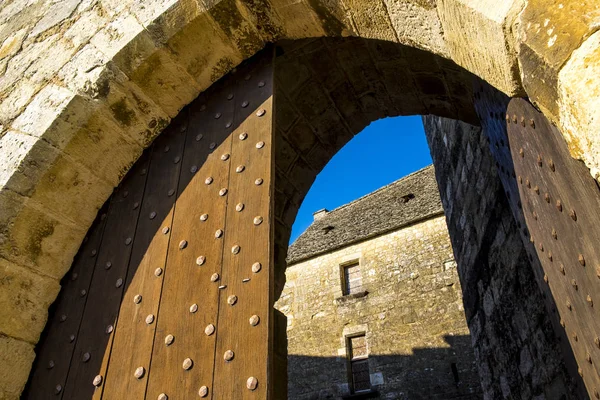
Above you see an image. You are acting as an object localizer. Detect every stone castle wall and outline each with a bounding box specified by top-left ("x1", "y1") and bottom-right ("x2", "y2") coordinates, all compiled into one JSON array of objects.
[
  {"x1": 422, "y1": 116, "x2": 579, "y2": 399},
  {"x1": 276, "y1": 215, "x2": 482, "y2": 399}
]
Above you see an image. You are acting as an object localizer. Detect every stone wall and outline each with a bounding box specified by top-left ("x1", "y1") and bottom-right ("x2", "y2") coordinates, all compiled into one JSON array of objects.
[
  {"x1": 276, "y1": 215, "x2": 482, "y2": 399},
  {"x1": 422, "y1": 116, "x2": 580, "y2": 399}
]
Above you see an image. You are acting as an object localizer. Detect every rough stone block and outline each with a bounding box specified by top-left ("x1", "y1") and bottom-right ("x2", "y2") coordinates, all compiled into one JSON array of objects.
[
  {"x1": 163, "y1": 11, "x2": 242, "y2": 90},
  {"x1": 29, "y1": 0, "x2": 81, "y2": 37},
  {"x1": 0, "y1": 129, "x2": 113, "y2": 227},
  {"x1": 58, "y1": 45, "x2": 170, "y2": 147},
  {"x1": 90, "y1": 13, "x2": 150, "y2": 63},
  {"x1": 129, "y1": 47, "x2": 201, "y2": 117},
  {"x1": 0, "y1": 34, "x2": 60, "y2": 98},
  {"x1": 204, "y1": 0, "x2": 265, "y2": 58},
  {"x1": 0, "y1": 80, "x2": 37, "y2": 125},
  {"x1": 558, "y1": 30, "x2": 600, "y2": 181},
  {"x1": 0, "y1": 335, "x2": 35, "y2": 400},
  {"x1": 57, "y1": 44, "x2": 111, "y2": 100},
  {"x1": 436, "y1": 0, "x2": 524, "y2": 96},
  {"x1": 0, "y1": 28, "x2": 27, "y2": 61},
  {"x1": 99, "y1": 20, "x2": 201, "y2": 117},
  {"x1": 287, "y1": 157, "x2": 316, "y2": 194},
  {"x1": 273, "y1": 94, "x2": 299, "y2": 133},
  {"x1": 11, "y1": 84, "x2": 77, "y2": 146},
  {"x1": 24, "y1": 38, "x2": 80, "y2": 94},
  {"x1": 62, "y1": 113, "x2": 144, "y2": 186},
  {"x1": 0, "y1": 131, "x2": 61, "y2": 197},
  {"x1": 130, "y1": 0, "x2": 189, "y2": 33},
  {"x1": 344, "y1": 0, "x2": 397, "y2": 41},
  {"x1": 0, "y1": 189, "x2": 86, "y2": 280},
  {"x1": 270, "y1": 0, "x2": 328, "y2": 38},
  {"x1": 26, "y1": 150, "x2": 113, "y2": 227},
  {"x1": 384, "y1": 0, "x2": 448, "y2": 55},
  {"x1": 284, "y1": 119, "x2": 317, "y2": 155},
  {"x1": 516, "y1": 0, "x2": 600, "y2": 119},
  {"x1": 275, "y1": 133, "x2": 298, "y2": 173},
  {"x1": 275, "y1": 56, "x2": 313, "y2": 98},
  {"x1": 62, "y1": 6, "x2": 110, "y2": 49},
  {"x1": 0, "y1": 258, "x2": 60, "y2": 343}
]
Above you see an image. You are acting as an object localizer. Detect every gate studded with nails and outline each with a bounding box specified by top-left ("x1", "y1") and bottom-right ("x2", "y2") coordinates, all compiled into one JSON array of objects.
[
  {"x1": 24, "y1": 51, "x2": 276, "y2": 400},
  {"x1": 22, "y1": 43, "x2": 600, "y2": 400},
  {"x1": 483, "y1": 95, "x2": 600, "y2": 399}
]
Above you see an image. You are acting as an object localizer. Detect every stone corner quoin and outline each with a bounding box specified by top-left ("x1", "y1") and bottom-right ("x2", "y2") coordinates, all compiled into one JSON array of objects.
[{"x1": 0, "y1": 0, "x2": 598, "y2": 398}]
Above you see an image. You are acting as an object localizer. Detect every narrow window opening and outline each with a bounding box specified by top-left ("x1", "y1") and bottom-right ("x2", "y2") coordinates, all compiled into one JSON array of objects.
[
  {"x1": 451, "y1": 362, "x2": 460, "y2": 385},
  {"x1": 322, "y1": 225, "x2": 335, "y2": 234},
  {"x1": 400, "y1": 193, "x2": 415, "y2": 203},
  {"x1": 347, "y1": 334, "x2": 371, "y2": 394}
]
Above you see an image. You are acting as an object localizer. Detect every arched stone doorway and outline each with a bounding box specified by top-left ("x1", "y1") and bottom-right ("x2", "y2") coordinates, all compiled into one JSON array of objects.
[
  {"x1": 16, "y1": 37, "x2": 595, "y2": 399},
  {"x1": 1, "y1": 1, "x2": 599, "y2": 398}
]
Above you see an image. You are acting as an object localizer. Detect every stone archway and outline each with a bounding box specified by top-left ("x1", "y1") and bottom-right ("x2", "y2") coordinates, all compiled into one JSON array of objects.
[
  {"x1": 15, "y1": 36, "x2": 590, "y2": 400},
  {"x1": 0, "y1": 0, "x2": 599, "y2": 397}
]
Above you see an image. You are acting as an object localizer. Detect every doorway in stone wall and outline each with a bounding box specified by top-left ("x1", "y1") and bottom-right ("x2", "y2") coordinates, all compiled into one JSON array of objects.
[
  {"x1": 22, "y1": 38, "x2": 597, "y2": 400},
  {"x1": 275, "y1": 114, "x2": 483, "y2": 399}
]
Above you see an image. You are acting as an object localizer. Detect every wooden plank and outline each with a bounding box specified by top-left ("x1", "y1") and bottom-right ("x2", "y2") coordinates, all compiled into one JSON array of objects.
[
  {"x1": 61, "y1": 151, "x2": 151, "y2": 400},
  {"x1": 144, "y1": 77, "x2": 236, "y2": 398},
  {"x1": 23, "y1": 204, "x2": 109, "y2": 400},
  {"x1": 101, "y1": 115, "x2": 188, "y2": 399},
  {"x1": 212, "y1": 50, "x2": 275, "y2": 399}
]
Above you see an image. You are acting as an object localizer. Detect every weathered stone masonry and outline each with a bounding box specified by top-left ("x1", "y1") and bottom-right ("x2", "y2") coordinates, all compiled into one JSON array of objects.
[
  {"x1": 422, "y1": 116, "x2": 581, "y2": 399},
  {"x1": 276, "y1": 167, "x2": 482, "y2": 399},
  {"x1": 0, "y1": 0, "x2": 599, "y2": 397}
]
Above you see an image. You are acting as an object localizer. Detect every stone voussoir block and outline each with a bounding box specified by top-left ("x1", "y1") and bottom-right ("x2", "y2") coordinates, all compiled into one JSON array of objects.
[
  {"x1": 516, "y1": 0, "x2": 600, "y2": 120},
  {"x1": 436, "y1": 0, "x2": 525, "y2": 96},
  {"x1": 0, "y1": 189, "x2": 87, "y2": 280},
  {"x1": 0, "y1": 130, "x2": 62, "y2": 197},
  {"x1": 25, "y1": 150, "x2": 114, "y2": 228},
  {"x1": 384, "y1": 0, "x2": 448, "y2": 56},
  {"x1": 59, "y1": 45, "x2": 171, "y2": 149},
  {"x1": 0, "y1": 129, "x2": 114, "y2": 228},
  {"x1": 0, "y1": 257, "x2": 60, "y2": 343},
  {"x1": 558, "y1": 30, "x2": 600, "y2": 182},
  {"x1": 96, "y1": 16, "x2": 203, "y2": 118},
  {"x1": 0, "y1": 334, "x2": 35, "y2": 400}
]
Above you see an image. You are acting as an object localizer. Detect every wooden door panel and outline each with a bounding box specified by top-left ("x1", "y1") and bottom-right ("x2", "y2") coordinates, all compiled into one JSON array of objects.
[
  {"x1": 212, "y1": 53, "x2": 274, "y2": 400},
  {"x1": 503, "y1": 99, "x2": 600, "y2": 398},
  {"x1": 144, "y1": 80, "x2": 236, "y2": 399},
  {"x1": 26, "y1": 49, "x2": 275, "y2": 400},
  {"x1": 63, "y1": 152, "x2": 151, "y2": 400},
  {"x1": 101, "y1": 115, "x2": 187, "y2": 399},
  {"x1": 24, "y1": 203, "x2": 109, "y2": 400}
]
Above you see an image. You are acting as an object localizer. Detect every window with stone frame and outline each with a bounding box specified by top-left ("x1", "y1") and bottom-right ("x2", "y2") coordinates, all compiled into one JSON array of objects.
[
  {"x1": 341, "y1": 262, "x2": 363, "y2": 296},
  {"x1": 347, "y1": 334, "x2": 371, "y2": 393}
]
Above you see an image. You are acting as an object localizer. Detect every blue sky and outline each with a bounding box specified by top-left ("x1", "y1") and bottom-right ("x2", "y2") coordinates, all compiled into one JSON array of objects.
[{"x1": 289, "y1": 116, "x2": 433, "y2": 243}]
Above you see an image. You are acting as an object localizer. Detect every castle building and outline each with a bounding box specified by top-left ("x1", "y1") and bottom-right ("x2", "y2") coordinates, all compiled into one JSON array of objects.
[{"x1": 276, "y1": 166, "x2": 482, "y2": 399}]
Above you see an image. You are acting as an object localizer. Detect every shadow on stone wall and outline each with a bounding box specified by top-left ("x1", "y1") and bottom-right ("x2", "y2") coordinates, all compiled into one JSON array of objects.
[{"x1": 286, "y1": 335, "x2": 482, "y2": 400}]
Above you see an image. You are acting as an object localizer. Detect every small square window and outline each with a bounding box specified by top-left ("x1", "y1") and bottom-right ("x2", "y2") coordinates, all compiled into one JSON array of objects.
[{"x1": 341, "y1": 262, "x2": 363, "y2": 296}]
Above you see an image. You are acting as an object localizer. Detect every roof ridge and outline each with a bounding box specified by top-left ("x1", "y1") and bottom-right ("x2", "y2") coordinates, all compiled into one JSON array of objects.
[
  {"x1": 321, "y1": 164, "x2": 434, "y2": 216},
  {"x1": 287, "y1": 164, "x2": 443, "y2": 264}
]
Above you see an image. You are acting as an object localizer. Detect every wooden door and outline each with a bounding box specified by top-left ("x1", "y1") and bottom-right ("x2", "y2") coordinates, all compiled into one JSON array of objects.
[
  {"x1": 493, "y1": 98, "x2": 600, "y2": 399},
  {"x1": 24, "y1": 49, "x2": 276, "y2": 400}
]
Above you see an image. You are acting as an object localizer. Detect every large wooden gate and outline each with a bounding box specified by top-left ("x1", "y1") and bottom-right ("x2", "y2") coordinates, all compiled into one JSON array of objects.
[
  {"x1": 23, "y1": 47, "x2": 600, "y2": 400},
  {"x1": 506, "y1": 99, "x2": 600, "y2": 397},
  {"x1": 24, "y1": 51, "x2": 276, "y2": 400},
  {"x1": 487, "y1": 97, "x2": 600, "y2": 399}
]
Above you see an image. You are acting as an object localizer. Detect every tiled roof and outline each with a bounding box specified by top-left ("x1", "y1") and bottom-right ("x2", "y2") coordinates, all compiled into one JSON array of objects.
[{"x1": 287, "y1": 165, "x2": 443, "y2": 264}]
